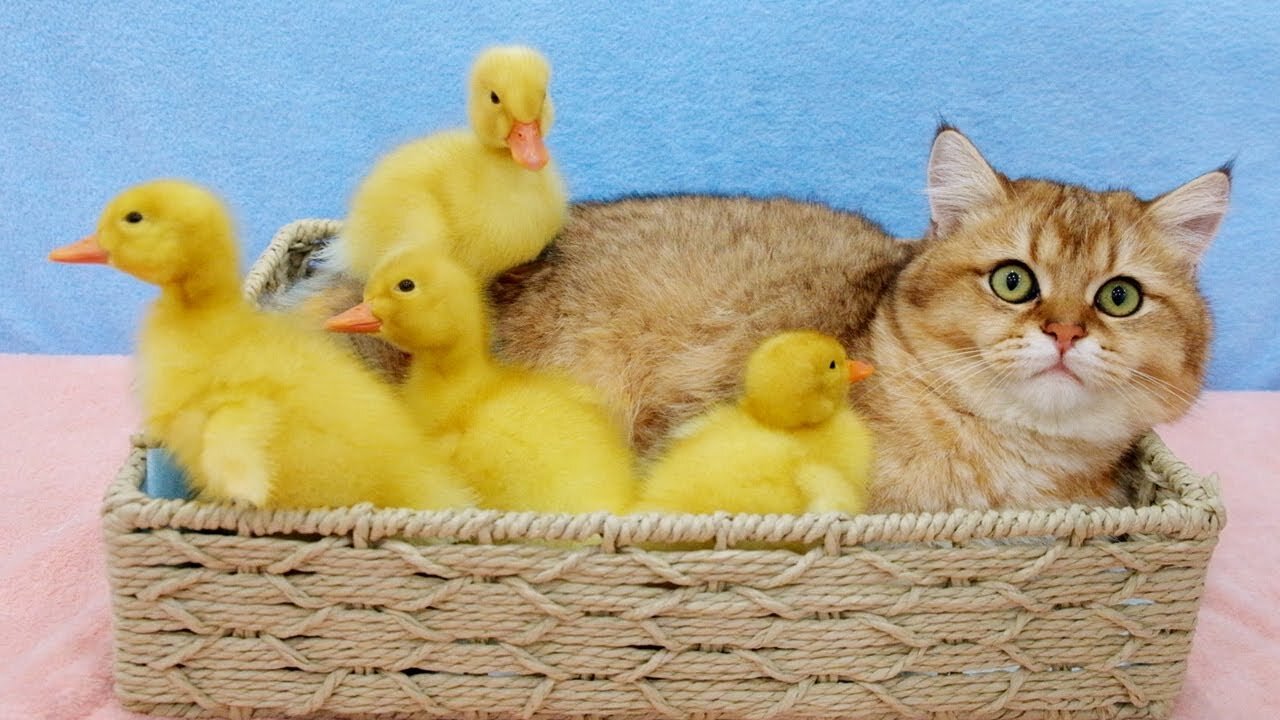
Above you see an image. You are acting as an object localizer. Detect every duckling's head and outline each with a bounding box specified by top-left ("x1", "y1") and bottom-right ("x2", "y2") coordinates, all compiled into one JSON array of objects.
[
  {"x1": 326, "y1": 247, "x2": 487, "y2": 354},
  {"x1": 467, "y1": 45, "x2": 555, "y2": 171},
  {"x1": 50, "y1": 180, "x2": 237, "y2": 289},
  {"x1": 741, "y1": 331, "x2": 874, "y2": 429}
]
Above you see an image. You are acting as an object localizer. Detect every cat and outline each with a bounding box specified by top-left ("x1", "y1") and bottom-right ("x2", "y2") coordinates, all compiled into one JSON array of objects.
[
  {"x1": 276, "y1": 126, "x2": 1227, "y2": 513},
  {"x1": 491, "y1": 127, "x2": 1227, "y2": 513}
]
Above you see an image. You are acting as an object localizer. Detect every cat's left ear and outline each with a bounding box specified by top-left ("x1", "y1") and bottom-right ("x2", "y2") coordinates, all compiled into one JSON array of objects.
[
  {"x1": 926, "y1": 127, "x2": 1007, "y2": 237},
  {"x1": 1146, "y1": 167, "x2": 1231, "y2": 263}
]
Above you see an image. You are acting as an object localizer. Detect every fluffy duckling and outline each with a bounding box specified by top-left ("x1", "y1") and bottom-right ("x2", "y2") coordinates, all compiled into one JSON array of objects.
[
  {"x1": 327, "y1": 247, "x2": 634, "y2": 514},
  {"x1": 337, "y1": 45, "x2": 568, "y2": 282},
  {"x1": 635, "y1": 331, "x2": 875, "y2": 515},
  {"x1": 50, "y1": 180, "x2": 476, "y2": 511}
]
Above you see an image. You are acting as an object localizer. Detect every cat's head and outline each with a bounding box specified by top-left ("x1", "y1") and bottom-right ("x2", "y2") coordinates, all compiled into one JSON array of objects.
[{"x1": 886, "y1": 127, "x2": 1227, "y2": 440}]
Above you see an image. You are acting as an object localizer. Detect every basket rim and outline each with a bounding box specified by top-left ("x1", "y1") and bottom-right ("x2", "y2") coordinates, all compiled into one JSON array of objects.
[
  {"x1": 242, "y1": 217, "x2": 343, "y2": 301},
  {"x1": 103, "y1": 432, "x2": 1223, "y2": 549}
]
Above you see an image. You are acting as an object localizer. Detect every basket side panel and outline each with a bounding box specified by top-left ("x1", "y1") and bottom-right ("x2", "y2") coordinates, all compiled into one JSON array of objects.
[{"x1": 106, "y1": 526, "x2": 1212, "y2": 720}]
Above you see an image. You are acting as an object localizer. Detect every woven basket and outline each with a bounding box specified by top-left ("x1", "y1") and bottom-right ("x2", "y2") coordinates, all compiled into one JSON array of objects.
[{"x1": 103, "y1": 219, "x2": 1225, "y2": 720}]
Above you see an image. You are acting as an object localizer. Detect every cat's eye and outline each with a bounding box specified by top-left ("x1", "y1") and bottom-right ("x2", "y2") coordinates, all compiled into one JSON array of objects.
[
  {"x1": 124, "y1": 211, "x2": 143, "y2": 224},
  {"x1": 396, "y1": 279, "x2": 416, "y2": 292},
  {"x1": 988, "y1": 261, "x2": 1038, "y2": 304},
  {"x1": 490, "y1": 91, "x2": 501, "y2": 104},
  {"x1": 1095, "y1": 277, "x2": 1143, "y2": 317}
]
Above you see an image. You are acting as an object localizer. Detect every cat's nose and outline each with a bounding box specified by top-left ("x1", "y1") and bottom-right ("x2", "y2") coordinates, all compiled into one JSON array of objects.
[{"x1": 1043, "y1": 322, "x2": 1086, "y2": 354}]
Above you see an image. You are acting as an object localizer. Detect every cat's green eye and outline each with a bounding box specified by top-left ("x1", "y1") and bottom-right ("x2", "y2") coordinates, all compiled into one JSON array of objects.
[
  {"x1": 1096, "y1": 277, "x2": 1143, "y2": 317},
  {"x1": 988, "y1": 262, "x2": 1039, "y2": 304}
]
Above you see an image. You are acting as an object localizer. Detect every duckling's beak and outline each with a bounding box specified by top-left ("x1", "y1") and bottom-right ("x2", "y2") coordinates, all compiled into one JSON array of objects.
[
  {"x1": 325, "y1": 302, "x2": 382, "y2": 334},
  {"x1": 49, "y1": 234, "x2": 109, "y2": 264},
  {"x1": 847, "y1": 359, "x2": 875, "y2": 384},
  {"x1": 507, "y1": 121, "x2": 548, "y2": 171}
]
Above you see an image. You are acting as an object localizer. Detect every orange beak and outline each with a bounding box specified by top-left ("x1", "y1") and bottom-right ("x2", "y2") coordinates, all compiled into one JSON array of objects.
[
  {"x1": 49, "y1": 234, "x2": 110, "y2": 264},
  {"x1": 325, "y1": 302, "x2": 382, "y2": 334},
  {"x1": 507, "y1": 121, "x2": 548, "y2": 171},
  {"x1": 847, "y1": 359, "x2": 875, "y2": 384}
]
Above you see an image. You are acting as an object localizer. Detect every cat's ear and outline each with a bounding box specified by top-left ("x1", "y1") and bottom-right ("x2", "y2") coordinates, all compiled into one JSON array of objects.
[
  {"x1": 926, "y1": 128, "x2": 1007, "y2": 236},
  {"x1": 1146, "y1": 167, "x2": 1231, "y2": 263}
]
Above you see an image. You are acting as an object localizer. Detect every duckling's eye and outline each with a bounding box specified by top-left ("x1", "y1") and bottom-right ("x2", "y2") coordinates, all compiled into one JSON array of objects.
[
  {"x1": 989, "y1": 261, "x2": 1039, "y2": 304},
  {"x1": 1096, "y1": 276, "x2": 1143, "y2": 317},
  {"x1": 124, "y1": 211, "x2": 143, "y2": 224},
  {"x1": 490, "y1": 91, "x2": 500, "y2": 104},
  {"x1": 829, "y1": 360, "x2": 837, "y2": 370},
  {"x1": 396, "y1": 279, "x2": 415, "y2": 293}
]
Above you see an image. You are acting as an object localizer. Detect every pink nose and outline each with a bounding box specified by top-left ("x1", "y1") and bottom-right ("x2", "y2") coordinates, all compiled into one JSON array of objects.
[{"x1": 1043, "y1": 322, "x2": 1086, "y2": 354}]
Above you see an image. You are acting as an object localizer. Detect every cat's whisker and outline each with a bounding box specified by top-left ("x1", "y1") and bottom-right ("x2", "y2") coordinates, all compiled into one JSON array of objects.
[
  {"x1": 1082, "y1": 350, "x2": 1199, "y2": 410},
  {"x1": 921, "y1": 353, "x2": 988, "y2": 386},
  {"x1": 923, "y1": 356, "x2": 992, "y2": 399},
  {"x1": 1118, "y1": 382, "x2": 1156, "y2": 419},
  {"x1": 1094, "y1": 373, "x2": 1151, "y2": 420},
  {"x1": 1131, "y1": 376, "x2": 1198, "y2": 415},
  {"x1": 1095, "y1": 361, "x2": 1181, "y2": 423},
  {"x1": 1125, "y1": 369, "x2": 1199, "y2": 409},
  {"x1": 968, "y1": 363, "x2": 1020, "y2": 414},
  {"x1": 913, "y1": 347, "x2": 989, "y2": 362},
  {"x1": 962, "y1": 368, "x2": 1003, "y2": 415},
  {"x1": 901, "y1": 350, "x2": 982, "y2": 385},
  {"x1": 949, "y1": 358, "x2": 998, "y2": 391},
  {"x1": 870, "y1": 347, "x2": 987, "y2": 383},
  {"x1": 868, "y1": 352, "x2": 989, "y2": 400}
]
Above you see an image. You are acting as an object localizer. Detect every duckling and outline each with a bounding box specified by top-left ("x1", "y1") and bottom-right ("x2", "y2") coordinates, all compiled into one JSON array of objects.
[
  {"x1": 326, "y1": 247, "x2": 634, "y2": 514},
  {"x1": 337, "y1": 45, "x2": 567, "y2": 282},
  {"x1": 635, "y1": 331, "x2": 875, "y2": 515},
  {"x1": 49, "y1": 180, "x2": 476, "y2": 511}
]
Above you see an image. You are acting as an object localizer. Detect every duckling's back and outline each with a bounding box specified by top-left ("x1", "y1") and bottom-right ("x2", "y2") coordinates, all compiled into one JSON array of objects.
[
  {"x1": 452, "y1": 364, "x2": 634, "y2": 514},
  {"x1": 341, "y1": 132, "x2": 566, "y2": 281},
  {"x1": 140, "y1": 302, "x2": 472, "y2": 510},
  {"x1": 636, "y1": 406, "x2": 809, "y2": 514}
]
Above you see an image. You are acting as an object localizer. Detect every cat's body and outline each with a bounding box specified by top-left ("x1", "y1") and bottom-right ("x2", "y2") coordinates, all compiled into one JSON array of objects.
[
  {"x1": 492, "y1": 195, "x2": 915, "y2": 454},
  {"x1": 280, "y1": 128, "x2": 1226, "y2": 514},
  {"x1": 490, "y1": 198, "x2": 1134, "y2": 513},
  {"x1": 493, "y1": 130, "x2": 1225, "y2": 513}
]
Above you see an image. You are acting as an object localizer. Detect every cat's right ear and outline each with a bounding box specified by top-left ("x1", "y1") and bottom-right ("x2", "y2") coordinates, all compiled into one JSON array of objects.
[
  {"x1": 1146, "y1": 166, "x2": 1231, "y2": 264},
  {"x1": 926, "y1": 128, "x2": 1007, "y2": 236}
]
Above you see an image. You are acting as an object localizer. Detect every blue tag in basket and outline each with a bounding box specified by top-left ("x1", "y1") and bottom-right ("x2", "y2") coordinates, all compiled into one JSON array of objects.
[{"x1": 144, "y1": 447, "x2": 193, "y2": 500}]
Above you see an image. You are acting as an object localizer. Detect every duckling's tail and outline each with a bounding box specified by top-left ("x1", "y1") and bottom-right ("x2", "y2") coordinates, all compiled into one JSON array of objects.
[
  {"x1": 796, "y1": 464, "x2": 866, "y2": 515},
  {"x1": 390, "y1": 463, "x2": 479, "y2": 512}
]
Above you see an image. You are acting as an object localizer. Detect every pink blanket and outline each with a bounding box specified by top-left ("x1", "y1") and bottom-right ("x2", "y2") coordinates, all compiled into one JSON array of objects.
[{"x1": 1, "y1": 354, "x2": 1275, "y2": 719}]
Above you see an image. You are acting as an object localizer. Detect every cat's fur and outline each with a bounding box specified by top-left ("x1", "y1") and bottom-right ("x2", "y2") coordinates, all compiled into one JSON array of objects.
[
  {"x1": 492, "y1": 194, "x2": 914, "y2": 454},
  {"x1": 279, "y1": 127, "x2": 1227, "y2": 513},
  {"x1": 492, "y1": 128, "x2": 1226, "y2": 512}
]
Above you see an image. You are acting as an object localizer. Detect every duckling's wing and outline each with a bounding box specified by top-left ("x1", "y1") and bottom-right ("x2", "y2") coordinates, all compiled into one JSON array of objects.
[
  {"x1": 341, "y1": 191, "x2": 452, "y2": 280},
  {"x1": 200, "y1": 400, "x2": 279, "y2": 507},
  {"x1": 796, "y1": 463, "x2": 868, "y2": 515}
]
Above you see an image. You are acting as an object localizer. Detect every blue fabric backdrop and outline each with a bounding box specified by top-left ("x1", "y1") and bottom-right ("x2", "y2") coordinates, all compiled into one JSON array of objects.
[{"x1": 4, "y1": 1, "x2": 1277, "y2": 389}]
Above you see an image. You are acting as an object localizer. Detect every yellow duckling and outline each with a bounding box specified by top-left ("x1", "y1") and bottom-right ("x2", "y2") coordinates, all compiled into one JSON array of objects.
[
  {"x1": 635, "y1": 331, "x2": 875, "y2": 515},
  {"x1": 337, "y1": 45, "x2": 568, "y2": 282},
  {"x1": 49, "y1": 180, "x2": 476, "y2": 511},
  {"x1": 327, "y1": 248, "x2": 634, "y2": 514}
]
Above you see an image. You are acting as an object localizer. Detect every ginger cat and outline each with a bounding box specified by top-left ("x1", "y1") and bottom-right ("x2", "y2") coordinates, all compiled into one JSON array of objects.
[
  {"x1": 277, "y1": 127, "x2": 1227, "y2": 513},
  {"x1": 492, "y1": 127, "x2": 1226, "y2": 512}
]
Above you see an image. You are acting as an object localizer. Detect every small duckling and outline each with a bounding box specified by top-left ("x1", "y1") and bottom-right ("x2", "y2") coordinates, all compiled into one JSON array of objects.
[
  {"x1": 50, "y1": 180, "x2": 476, "y2": 511},
  {"x1": 327, "y1": 247, "x2": 634, "y2": 514},
  {"x1": 337, "y1": 45, "x2": 567, "y2": 282},
  {"x1": 635, "y1": 330, "x2": 874, "y2": 515}
]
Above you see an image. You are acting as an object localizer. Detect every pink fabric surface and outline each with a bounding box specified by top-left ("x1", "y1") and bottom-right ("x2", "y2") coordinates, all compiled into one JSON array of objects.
[{"x1": 0, "y1": 353, "x2": 1275, "y2": 719}]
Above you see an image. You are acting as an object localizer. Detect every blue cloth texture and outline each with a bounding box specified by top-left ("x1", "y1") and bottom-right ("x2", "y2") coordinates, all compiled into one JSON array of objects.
[
  {"x1": 143, "y1": 447, "x2": 192, "y2": 500},
  {"x1": 3, "y1": 1, "x2": 1277, "y2": 388}
]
